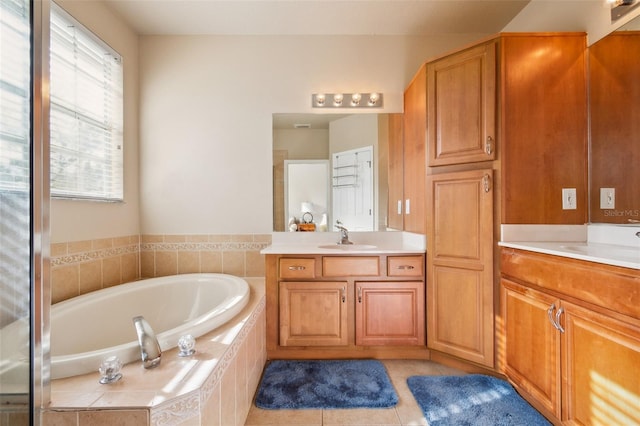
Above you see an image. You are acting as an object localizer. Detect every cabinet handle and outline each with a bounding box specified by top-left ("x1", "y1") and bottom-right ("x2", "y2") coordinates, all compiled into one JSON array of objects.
[
  {"x1": 482, "y1": 174, "x2": 491, "y2": 193},
  {"x1": 357, "y1": 286, "x2": 362, "y2": 303},
  {"x1": 485, "y1": 136, "x2": 494, "y2": 155},
  {"x1": 555, "y1": 307, "x2": 565, "y2": 333},
  {"x1": 288, "y1": 265, "x2": 306, "y2": 271},
  {"x1": 342, "y1": 286, "x2": 346, "y2": 303},
  {"x1": 397, "y1": 265, "x2": 415, "y2": 270},
  {"x1": 547, "y1": 304, "x2": 560, "y2": 330}
]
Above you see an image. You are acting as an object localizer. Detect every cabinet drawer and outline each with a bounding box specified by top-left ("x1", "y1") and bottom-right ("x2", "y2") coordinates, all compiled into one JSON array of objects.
[
  {"x1": 279, "y1": 258, "x2": 316, "y2": 279},
  {"x1": 323, "y1": 256, "x2": 379, "y2": 277},
  {"x1": 387, "y1": 256, "x2": 424, "y2": 277}
]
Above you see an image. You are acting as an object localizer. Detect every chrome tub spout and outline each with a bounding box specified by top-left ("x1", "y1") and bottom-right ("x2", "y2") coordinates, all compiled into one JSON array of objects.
[{"x1": 132, "y1": 316, "x2": 162, "y2": 368}]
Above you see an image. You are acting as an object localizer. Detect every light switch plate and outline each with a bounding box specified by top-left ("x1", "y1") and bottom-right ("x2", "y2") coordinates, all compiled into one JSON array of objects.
[
  {"x1": 600, "y1": 188, "x2": 615, "y2": 209},
  {"x1": 562, "y1": 188, "x2": 577, "y2": 210}
]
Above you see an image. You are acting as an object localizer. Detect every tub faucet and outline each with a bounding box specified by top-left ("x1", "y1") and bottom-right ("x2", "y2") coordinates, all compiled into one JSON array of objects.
[
  {"x1": 335, "y1": 221, "x2": 353, "y2": 245},
  {"x1": 132, "y1": 316, "x2": 162, "y2": 369}
]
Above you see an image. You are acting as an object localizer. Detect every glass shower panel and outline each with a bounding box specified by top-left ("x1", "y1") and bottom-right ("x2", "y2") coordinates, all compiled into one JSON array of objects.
[{"x1": 0, "y1": 0, "x2": 32, "y2": 420}]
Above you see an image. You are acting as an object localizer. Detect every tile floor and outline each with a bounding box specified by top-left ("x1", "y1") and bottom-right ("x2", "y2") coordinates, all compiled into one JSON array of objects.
[{"x1": 244, "y1": 359, "x2": 466, "y2": 426}]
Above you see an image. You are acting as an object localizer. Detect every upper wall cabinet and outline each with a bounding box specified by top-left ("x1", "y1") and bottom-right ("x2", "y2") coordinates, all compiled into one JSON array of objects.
[{"x1": 427, "y1": 41, "x2": 497, "y2": 166}]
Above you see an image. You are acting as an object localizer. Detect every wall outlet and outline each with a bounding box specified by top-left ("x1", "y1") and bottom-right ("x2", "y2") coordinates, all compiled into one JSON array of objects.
[
  {"x1": 600, "y1": 188, "x2": 615, "y2": 209},
  {"x1": 562, "y1": 188, "x2": 577, "y2": 210}
]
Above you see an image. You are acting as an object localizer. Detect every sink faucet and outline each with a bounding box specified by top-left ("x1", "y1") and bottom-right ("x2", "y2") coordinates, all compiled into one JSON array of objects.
[
  {"x1": 132, "y1": 316, "x2": 162, "y2": 369},
  {"x1": 335, "y1": 221, "x2": 353, "y2": 245}
]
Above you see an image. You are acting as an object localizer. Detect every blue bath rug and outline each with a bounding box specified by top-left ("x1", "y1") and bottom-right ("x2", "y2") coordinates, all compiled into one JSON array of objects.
[
  {"x1": 407, "y1": 374, "x2": 551, "y2": 425},
  {"x1": 254, "y1": 360, "x2": 398, "y2": 409}
]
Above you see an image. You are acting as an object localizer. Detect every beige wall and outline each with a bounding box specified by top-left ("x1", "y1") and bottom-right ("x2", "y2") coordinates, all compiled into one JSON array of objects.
[
  {"x1": 50, "y1": 0, "x2": 140, "y2": 244},
  {"x1": 138, "y1": 34, "x2": 487, "y2": 235}
]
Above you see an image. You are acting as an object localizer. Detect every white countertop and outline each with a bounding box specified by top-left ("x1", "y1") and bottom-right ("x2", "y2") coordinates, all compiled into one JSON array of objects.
[
  {"x1": 261, "y1": 231, "x2": 426, "y2": 255},
  {"x1": 499, "y1": 224, "x2": 640, "y2": 270}
]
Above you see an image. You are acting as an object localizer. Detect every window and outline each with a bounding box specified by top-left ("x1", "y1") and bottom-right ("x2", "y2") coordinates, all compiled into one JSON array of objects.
[
  {"x1": 0, "y1": 0, "x2": 31, "y2": 192},
  {"x1": 50, "y1": 3, "x2": 123, "y2": 200}
]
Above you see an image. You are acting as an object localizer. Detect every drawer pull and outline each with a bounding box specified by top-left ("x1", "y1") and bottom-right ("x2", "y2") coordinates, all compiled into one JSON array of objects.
[
  {"x1": 357, "y1": 287, "x2": 362, "y2": 303},
  {"x1": 547, "y1": 304, "x2": 559, "y2": 330},
  {"x1": 555, "y1": 307, "x2": 565, "y2": 333},
  {"x1": 341, "y1": 286, "x2": 346, "y2": 303},
  {"x1": 396, "y1": 265, "x2": 415, "y2": 270},
  {"x1": 288, "y1": 265, "x2": 306, "y2": 271}
]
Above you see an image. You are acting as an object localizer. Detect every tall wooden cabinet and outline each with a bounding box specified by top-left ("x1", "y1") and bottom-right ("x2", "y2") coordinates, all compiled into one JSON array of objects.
[{"x1": 426, "y1": 169, "x2": 495, "y2": 367}]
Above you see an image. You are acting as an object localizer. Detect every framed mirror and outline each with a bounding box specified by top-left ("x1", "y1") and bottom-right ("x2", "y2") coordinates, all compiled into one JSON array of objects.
[
  {"x1": 589, "y1": 17, "x2": 640, "y2": 224},
  {"x1": 273, "y1": 113, "x2": 391, "y2": 232}
]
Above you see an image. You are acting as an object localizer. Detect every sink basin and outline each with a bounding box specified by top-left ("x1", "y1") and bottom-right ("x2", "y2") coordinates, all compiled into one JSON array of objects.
[{"x1": 317, "y1": 244, "x2": 378, "y2": 251}]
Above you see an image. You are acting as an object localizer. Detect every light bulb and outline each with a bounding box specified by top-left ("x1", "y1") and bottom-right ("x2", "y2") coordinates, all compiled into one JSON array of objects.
[
  {"x1": 368, "y1": 93, "x2": 379, "y2": 106},
  {"x1": 351, "y1": 93, "x2": 361, "y2": 106},
  {"x1": 315, "y1": 94, "x2": 326, "y2": 106},
  {"x1": 333, "y1": 93, "x2": 343, "y2": 106}
]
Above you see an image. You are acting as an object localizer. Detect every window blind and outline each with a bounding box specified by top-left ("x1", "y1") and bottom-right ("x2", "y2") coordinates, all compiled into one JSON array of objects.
[
  {"x1": 0, "y1": 0, "x2": 31, "y2": 191},
  {"x1": 50, "y1": 3, "x2": 124, "y2": 200}
]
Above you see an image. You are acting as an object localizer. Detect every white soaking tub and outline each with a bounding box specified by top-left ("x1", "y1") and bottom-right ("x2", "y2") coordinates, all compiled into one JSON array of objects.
[{"x1": 50, "y1": 273, "x2": 249, "y2": 379}]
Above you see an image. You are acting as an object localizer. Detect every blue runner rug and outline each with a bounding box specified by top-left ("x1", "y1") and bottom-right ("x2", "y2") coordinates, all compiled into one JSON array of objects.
[
  {"x1": 255, "y1": 360, "x2": 398, "y2": 409},
  {"x1": 407, "y1": 374, "x2": 551, "y2": 425}
]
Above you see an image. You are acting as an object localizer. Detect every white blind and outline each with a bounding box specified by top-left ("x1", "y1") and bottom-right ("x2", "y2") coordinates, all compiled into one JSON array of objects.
[
  {"x1": 0, "y1": 0, "x2": 31, "y2": 191},
  {"x1": 50, "y1": 3, "x2": 124, "y2": 200}
]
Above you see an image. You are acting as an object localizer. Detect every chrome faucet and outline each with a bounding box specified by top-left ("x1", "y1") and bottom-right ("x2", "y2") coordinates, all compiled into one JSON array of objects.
[
  {"x1": 335, "y1": 221, "x2": 353, "y2": 245},
  {"x1": 132, "y1": 316, "x2": 162, "y2": 369}
]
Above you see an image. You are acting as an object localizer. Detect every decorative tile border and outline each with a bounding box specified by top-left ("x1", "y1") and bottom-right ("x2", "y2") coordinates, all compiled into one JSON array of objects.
[
  {"x1": 140, "y1": 241, "x2": 269, "y2": 252},
  {"x1": 51, "y1": 243, "x2": 139, "y2": 267}
]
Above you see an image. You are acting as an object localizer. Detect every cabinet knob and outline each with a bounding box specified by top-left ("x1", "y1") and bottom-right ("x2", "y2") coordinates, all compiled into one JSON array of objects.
[{"x1": 485, "y1": 136, "x2": 494, "y2": 155}]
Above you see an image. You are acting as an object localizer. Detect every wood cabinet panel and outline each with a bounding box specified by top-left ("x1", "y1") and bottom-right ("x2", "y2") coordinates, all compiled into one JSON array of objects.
[
  {"x1": 355, "y1": 281, "x2": 425, "y2": 346},
  {"x1": 322, "y1": 256, "x2": 379, "y2": 277},
  {"x1": 501, "y1": 34, "x2": 588, "y2": 224},
  {"x1": 427, "y1": 169, "x2": 494, "y2": 367},
  {"x1": 279, "y1": 281, "x2": 348, "y2": 346},
  {"x1": 427, "y1": 41, "x2": 496, "y2": 166},
  {"x1": 279, "y1": 258, "x2": 316, "y2": 279},
  {"x1": 387, "y1": 255, "x2": 424, "y2": 277},
  {"x1": 387, "y1": 113, "x2": 404, "y2": 230},
  {"x1": 562, "y1": 301, "x2": 640, "y2": 425},
  {"x1": 502, "y1": 278, "x2": 561, "y2": 418},
  {"x1": 403, "y1": 64, "x2": 427, "y2": 234}
]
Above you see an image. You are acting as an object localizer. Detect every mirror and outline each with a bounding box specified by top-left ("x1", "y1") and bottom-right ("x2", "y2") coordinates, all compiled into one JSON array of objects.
[
  {"x1": 273, "y1": 113, "x2": 391, "y2": 232},
  {"x1": 589, "y1": 16, "x2": 640, "y2": 224}
]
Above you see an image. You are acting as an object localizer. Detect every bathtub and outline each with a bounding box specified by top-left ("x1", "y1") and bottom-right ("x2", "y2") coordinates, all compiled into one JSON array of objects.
[{"x1": 50, "y1": 273, "x2": 250, "y2": 380}]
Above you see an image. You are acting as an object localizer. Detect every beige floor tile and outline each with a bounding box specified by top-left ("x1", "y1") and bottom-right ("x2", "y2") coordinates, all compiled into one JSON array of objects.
[
  {"x1": 323, "y1": 408, "x2": 400, "y2": 425},
  {"x1": 244, "y1": 406, "x2": 322, "y2": 425}
]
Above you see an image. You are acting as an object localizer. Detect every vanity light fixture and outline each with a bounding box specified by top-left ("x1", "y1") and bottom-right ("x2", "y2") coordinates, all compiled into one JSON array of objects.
[{"x1": 312, "y1": 92, "x2": 384, "y2": 108}]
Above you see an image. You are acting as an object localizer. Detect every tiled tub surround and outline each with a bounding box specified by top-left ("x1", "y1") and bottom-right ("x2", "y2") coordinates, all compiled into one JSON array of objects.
[
  {"x1": 43, "y1": 278, "x2": 266, "y2": 426},
  {"x1": 50, "y1": 234, "x2": 271, "y2": 304}
]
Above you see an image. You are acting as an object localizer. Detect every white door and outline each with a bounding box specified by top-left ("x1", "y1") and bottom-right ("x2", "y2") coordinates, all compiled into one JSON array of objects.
[{"x1": 332, "y1": 146, "x2": 374, "y2": 231}]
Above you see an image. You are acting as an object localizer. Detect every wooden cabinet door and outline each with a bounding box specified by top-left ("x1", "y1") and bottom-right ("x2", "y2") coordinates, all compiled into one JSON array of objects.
[
  {"x1": 427, "y1": 41, "x2": 496, "y2": 166},
  {"x1": 387, "y1": 113, "x2": 404, "y2": 230},
  {"x1": 279, "y1": 281, "x2": 348, "y2": 346},
  {"x1": 426, "y1": 169, "x2": 494, "y2": 367},
  {"x1": 355, "y1": 281, "x2": 425, "y2": 346},
  {"x1": 562, "y1": 301, "x2": 640, "y2": 425},
  {"x1": 403, "y1": 64, "x2": 426, "y2": 234},
  {"x1": 502, "y1": 278, "x2": 562, "y2": 419}
]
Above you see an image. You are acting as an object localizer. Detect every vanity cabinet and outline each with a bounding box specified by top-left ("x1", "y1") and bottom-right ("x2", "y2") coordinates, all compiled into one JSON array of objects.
[
  {"x1": 426, "y1": 40, "x2": 496, "y2": 166},
  {"x1": 266, "y1": 253, "x2": 427, "y2": 359},
  {"x1": 501, "y1": 248, "x2": 640, "y2": 424}
]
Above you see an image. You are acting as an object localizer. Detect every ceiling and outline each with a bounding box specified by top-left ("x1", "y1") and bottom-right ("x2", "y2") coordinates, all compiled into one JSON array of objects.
[{"x1": 102, "y1": 0, "x2": 531, "y2": 36}]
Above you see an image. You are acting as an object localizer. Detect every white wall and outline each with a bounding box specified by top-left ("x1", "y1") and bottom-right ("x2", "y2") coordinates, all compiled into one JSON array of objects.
[
  {"x1": 50, "y1": 0, "x2": 140, "y2": 243},
  {"x1": 138, "y1": 34, "x2": 485, "y2": 234}
]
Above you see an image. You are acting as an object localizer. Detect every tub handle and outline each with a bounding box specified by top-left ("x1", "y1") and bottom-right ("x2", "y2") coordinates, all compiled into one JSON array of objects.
[{"x1": 288, "y1": 265, "x2": 306, "y2": 271}]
